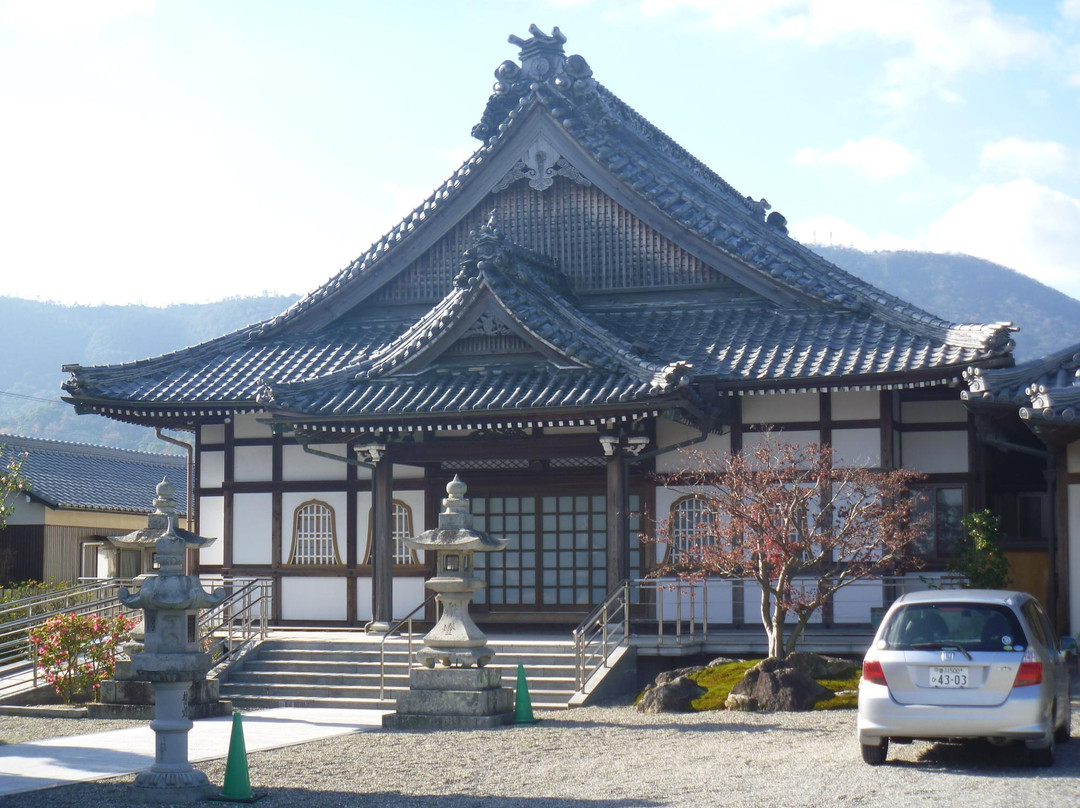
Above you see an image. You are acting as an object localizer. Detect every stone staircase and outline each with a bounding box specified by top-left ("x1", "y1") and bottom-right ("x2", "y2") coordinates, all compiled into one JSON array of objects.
[{"x1": 217, "y1": 635, "x2": 578, "y2": 711}]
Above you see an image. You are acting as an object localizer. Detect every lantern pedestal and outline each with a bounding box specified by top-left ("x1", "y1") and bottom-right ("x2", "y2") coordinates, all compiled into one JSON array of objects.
[
  {"x1": 382, "y1": 476, "x2": 514, "y2": 730},
  {"x1": 383, "y1": 667, "x2": 513, "y2": 730}
]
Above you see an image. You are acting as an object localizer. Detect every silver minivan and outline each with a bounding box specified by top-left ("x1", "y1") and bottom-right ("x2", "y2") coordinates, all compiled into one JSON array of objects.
[{"x1": 857, "y1": 589, "x2": 1073, "y2": 766}]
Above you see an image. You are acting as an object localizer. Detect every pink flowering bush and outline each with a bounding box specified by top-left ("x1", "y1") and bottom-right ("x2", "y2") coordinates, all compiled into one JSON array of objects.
[{"x1": 29, "y1": 612, "x2": 138, "y2": 704}]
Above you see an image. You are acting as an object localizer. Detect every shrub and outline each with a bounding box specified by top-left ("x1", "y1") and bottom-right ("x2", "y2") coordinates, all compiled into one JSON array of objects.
[
  {"x1": 949, "y1": 510, "x2": 1011, "y2": 589},
  {"x1": 28, "y1": 612, "x2": 138, "y2": 704}
]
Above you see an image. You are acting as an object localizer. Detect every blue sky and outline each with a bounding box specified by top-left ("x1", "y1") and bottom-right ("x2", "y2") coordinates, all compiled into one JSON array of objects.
[{"x1": 2, "y1": 0, "x2": 1078, "y2": 305}]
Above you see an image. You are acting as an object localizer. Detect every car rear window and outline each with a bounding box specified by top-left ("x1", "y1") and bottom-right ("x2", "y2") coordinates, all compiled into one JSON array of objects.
[{"x1": 881, "y1": 602, "x2": 1028, "y2": 652}]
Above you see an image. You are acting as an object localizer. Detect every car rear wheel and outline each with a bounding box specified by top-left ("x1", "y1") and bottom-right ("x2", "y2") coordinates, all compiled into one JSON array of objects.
[{"x1": 861, "y1": 739, "x2": 888, "y2": 765}]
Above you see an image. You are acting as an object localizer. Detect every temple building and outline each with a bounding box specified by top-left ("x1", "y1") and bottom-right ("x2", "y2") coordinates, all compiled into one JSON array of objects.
[
  {"x1": 963, "y1": 343, "x2": 1080, "y2": 633},
  {"x1": 62, "y1": 27, "x2": 1019, "y2": 631}
]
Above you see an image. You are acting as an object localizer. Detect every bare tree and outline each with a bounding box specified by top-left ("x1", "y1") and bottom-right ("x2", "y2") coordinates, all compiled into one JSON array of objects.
[{"x1": 652, "y1": 436, "x2": 927, "y2": 659}]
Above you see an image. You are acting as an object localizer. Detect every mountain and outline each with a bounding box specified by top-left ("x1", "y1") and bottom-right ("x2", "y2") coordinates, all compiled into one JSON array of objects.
[
  {"x1": 0, "y1": 295, "x2": 296, "y2": 453},
  {"x1": 811, "y1": 246, "x2": 1080, "y2": 362},
  {"x1": 3, "y1": 248, "x2": 1078, "y2": 452}
]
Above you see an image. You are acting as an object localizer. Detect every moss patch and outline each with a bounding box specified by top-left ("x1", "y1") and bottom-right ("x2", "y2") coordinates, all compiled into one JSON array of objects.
[
  {"x1": 686, "y1": 660, "x2": 759, "y2": 711},
  {"x1": 675, "y1": 659, "x2": 860, "y2": 712},
  {"x1": 811, "y1": 670, "x2": 861, "y2": 711}
]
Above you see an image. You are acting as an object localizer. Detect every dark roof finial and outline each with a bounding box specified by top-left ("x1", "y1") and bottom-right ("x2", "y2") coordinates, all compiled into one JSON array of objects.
[{"x1": 508, "y1": 24, "x2": 567, "y2": 81}]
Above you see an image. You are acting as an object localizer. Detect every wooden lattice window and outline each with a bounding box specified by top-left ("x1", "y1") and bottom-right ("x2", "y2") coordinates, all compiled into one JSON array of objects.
[
  {"x1": 288, "y1": 500, "x2": 342, "y2": 565},
  {"x1": 666, "y1": 495, "x2": 715, "y2": 562},
  {"x1": 366, "y1": 500, "x2": 418, "y2": 565}
]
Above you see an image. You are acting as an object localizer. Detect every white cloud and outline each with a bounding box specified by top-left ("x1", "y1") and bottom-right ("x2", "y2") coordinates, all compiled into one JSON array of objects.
[
  {"x1": 630, "y1": 0, "x2": 1051, "y2": 106},
  {"x1": 0, "y1": 0, "x2": 153, "y2": 38},
  {"x1": 980, "y1": 137, "x2": 1072, "y2": 177},
  {"x1": 1063, "y1": 0, "x2": 1080, "y2": 23},
  {"x1": 924, "y1": 179, "x2": 1080, "y2": 298},
  {"x1": 790, "y1": 137, "x2": 916, "y2": 180}
]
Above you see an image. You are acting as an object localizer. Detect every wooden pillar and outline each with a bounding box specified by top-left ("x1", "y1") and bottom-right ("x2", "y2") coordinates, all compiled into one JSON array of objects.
[
  {"x1": 222, "y1": 420, "x2": 235, "y2": 574},
  {"x1": 346, "y1": 460, "x2": 358, "y2": 626},
  {"x1": 271, "y1": 434, "x2": 283, "y2": 623},
  {"x1": 371, "y1": 454, "x2": 394, "y2": 629},
  {"x1": 606, "y1": 447, "x2": 629, "y2": 590},
  {"x1": 1051, "y1": 446, "x2": 1070, "y2": 633}
]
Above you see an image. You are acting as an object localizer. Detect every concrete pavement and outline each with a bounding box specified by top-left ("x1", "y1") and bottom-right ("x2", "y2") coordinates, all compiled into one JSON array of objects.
[{"x1": 0, "y1": 707, "x2": 390, "y2": 797}]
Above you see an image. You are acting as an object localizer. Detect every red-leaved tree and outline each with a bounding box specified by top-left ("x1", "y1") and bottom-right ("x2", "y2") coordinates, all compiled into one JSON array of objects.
[{"x1": 652, "y1": 436, "x2": 928, "y2": 659}]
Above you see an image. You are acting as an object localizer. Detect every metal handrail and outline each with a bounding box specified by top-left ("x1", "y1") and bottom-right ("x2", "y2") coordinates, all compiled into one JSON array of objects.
[
  {"x1": 197, "y1": 577, "x2": 271, "y2": 668},
  {"x1": 377, "y1": 593, "x2": 438, "y2": 700},
  {"x1": 572, "y1": 573, "x2": 968, "y2": 693},
  {"x1": 572, "y1": 580, "x2": 631, "y2": 691},
  {"x1": 0, "y1": 579, "x2": 136, "y2": 674}
]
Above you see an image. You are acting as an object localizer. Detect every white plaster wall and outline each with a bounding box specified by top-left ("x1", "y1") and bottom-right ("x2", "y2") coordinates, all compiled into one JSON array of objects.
[
  {"x1": 743, "y1": 580, "x2": 823, "y2": 624},
  {"x1": 742, "y1": 430, "x2": 820, "y2": 456},
  {"x1": 232, "y1": 412, "x2": 272, "y2": 440},
  {"x1": 232, "y1": 493, "x2": 273, "y2": 565},
  {"x1": 900, "y1": 431, "x2": 968, "y2": 473},
  {"x1": 281, "y1": 577, "x2": 347, "y2": 621},
  {"x1": 356, "y1": 578, "x2": 372, "y2": 622},
  {"x1": 1068, "y1": 440, "x2": 1080, "y2": 474},
  {"x1": 353, "y1": 578, "x2": 428, "y2": 622},
  {"x1": 900, "y1": 400, "x2": 968, "y2": 424},
  {"x1": 393, "y1": 578, "x2": 429, "y2": 619},
  {"x1": 655, "y1": 419, "x2": 730, "y2": 473},
  {"x1": 234, "y1": 446, "x2": 273, "y2": 483},
  {"x1": 200, "y1": 424, "x2": 225, "y2": 445},
  {"x1": 742, "y1": 392, "x2": 819, "y2": 424},
  {"x1": 831, "y1": 428, "x2": 881, "y2": 468},
  {"x1": 198, "y1": 496, "x2": 224, "y2": 565},
  {"x1": 282, "y1": 491, "x2": 347, "y2": 563},
  {"x1": 1070, "y1": 484, "x2": 1080, "y2": 634},
  {"x1": 652, "y1": 578, "x2": 733, "y2": 624},
  {"x1": 200, "y1": 451, "x2": 224, "y2": 488},
  {"x1": 832, "y1": 580, "x2": 885, "y2": 624},
  {"x1": 392, "y1": 464, "x2": 424, "y2": 481},
  {"x1": 5, "y1": 497, "x2": 45, "y2": 525},
  {"x1": 282, "y1": 444, "x2": 347, "y2": 482},
  {"x1": 831, "y1": 391, "x2": 879, "y2": 421}
]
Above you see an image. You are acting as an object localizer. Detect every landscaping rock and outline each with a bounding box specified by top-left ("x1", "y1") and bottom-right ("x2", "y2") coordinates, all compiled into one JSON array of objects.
[
  {"x1": 635, "y1": 675, "x2": 706, "y2": 713},
  {"x1": 727, "y1": 654, "x2": 833, "y2": 712}
]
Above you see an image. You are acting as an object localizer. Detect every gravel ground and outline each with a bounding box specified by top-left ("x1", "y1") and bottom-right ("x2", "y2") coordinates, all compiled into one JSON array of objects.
[{"x1": 1, "y1": 700, "x2": 1078, "y2": 808}]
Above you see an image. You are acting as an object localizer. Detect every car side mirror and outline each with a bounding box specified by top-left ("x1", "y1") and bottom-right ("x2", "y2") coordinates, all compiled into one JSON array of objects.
[{"x1": 1060, "y1": 636, "x2": 1077, "y2": 654}]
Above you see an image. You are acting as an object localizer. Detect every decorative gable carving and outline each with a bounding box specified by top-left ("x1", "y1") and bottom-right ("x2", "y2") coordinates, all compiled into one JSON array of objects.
[{"x1": 492, "y1": 135, "x2": 591, "y2": 193}]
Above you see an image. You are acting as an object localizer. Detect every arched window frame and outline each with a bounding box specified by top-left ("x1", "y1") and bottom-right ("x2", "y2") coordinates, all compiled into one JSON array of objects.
[
  {"x1": 665, "y1": 494, "x2": 716, "y2": 563},
  {"x1": 288, "y1": 499, "x2": 342, "y2": 566},
  {"x1": 365, "y1": 499, "x2": 419, "y2": 566}
]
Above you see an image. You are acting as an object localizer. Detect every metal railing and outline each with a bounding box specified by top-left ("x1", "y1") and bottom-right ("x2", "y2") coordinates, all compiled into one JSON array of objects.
[
  {"x1": 0, "y1": 579, "x2": 136, "y2": 676},
  {"x1": 1, "y1": 575, "x2": 272, "y2": 694},
  {"x1": 573, "y1": 580, "x2": 631, "y2": 691},
  {"x1": 377, "y1": 594, "x2": 438, "y2": 699},
  {"x1": 198, "y1": 577, "x2": 271, "y2": 668},
  {"x1": 572, "y1": 574, "x2": 968, "y2": 693}
]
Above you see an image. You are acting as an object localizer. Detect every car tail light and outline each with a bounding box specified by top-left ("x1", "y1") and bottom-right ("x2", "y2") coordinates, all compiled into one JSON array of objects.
[
  {"x1": 862, "y1": 659, "x2": 888, "y2": 686},
  {"x1": 1013, "y1": 647, "x2": 1042, "y2": 687}
]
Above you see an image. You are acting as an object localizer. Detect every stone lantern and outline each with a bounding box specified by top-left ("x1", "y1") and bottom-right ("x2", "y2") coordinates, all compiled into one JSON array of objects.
[
  {"x1": 117, "y1": 478, "x2": 225, "y2": 802},
  {"x1": 383, "y1": 475, "x2": 514, "y2": 728}
]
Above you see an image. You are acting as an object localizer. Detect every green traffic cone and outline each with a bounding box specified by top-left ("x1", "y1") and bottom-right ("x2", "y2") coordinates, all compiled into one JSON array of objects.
[
  {"x1": 210, "y1": 712, "x2": 266, "y2": 803},
  {"x1": 514, "y1": 663, "x2": 536, "y2": 724}
]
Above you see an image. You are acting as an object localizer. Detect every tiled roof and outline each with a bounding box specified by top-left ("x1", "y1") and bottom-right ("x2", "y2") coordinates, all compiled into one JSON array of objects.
[
  {"x1": 62, "y1": 27, "x2": 1015, "y2": 427},
  {"x1": 0, "y1": 434, "x2": 187, "y2": 514},
  {"x1": 963, "y1": 343, "x2": 1080, "y2": 426}
]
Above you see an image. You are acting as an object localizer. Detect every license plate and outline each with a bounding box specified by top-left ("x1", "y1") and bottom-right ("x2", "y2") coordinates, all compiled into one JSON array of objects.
[{"x1": 930, "y1": 666, "x2": 968, "y2": 688}]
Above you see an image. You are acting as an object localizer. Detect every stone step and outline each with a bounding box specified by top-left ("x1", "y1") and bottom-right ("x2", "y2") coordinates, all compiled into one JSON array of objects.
[{"x1": 220, "y1": 680, "x2": 571, "y2": 708}]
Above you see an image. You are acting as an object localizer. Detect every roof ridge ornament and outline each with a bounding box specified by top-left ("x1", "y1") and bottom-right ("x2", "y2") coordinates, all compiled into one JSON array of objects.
[
  {"x1": 472, "y1": 26, "x2": 600, "y2": 143},
  {"x1": 508, "y1": 24, "x2": 567, "y2": 81}
]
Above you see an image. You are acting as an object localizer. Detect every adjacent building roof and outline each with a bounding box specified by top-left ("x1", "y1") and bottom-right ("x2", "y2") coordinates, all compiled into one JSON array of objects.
[
  {"x1": 963, "y1": 343, "x2": 1080, "y2": 434},
  {"x1": 0, "y1": 434, "x2": 187, "y2": 514},
  {"x1": 61, "y1": 27, "x2": 1015, "y2": 432}
]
